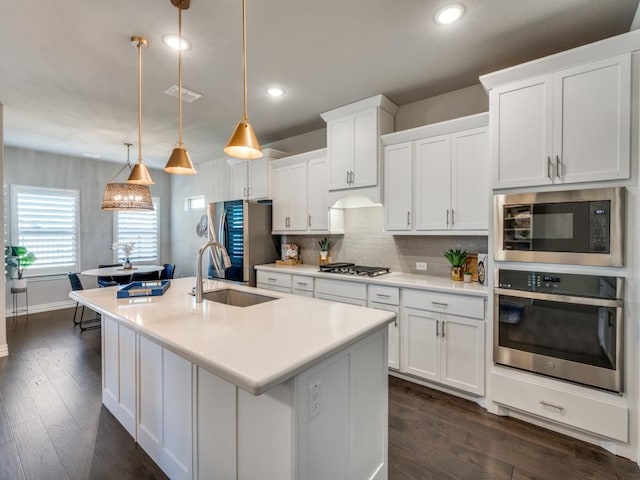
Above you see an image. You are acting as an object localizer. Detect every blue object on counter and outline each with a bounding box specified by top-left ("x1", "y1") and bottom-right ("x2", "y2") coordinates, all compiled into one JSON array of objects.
[{"x1": 117, "y1": 280, "x2": 171, "y2": 298}]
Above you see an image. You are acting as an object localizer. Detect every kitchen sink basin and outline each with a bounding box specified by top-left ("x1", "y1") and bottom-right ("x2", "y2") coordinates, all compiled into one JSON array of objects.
[{"x1": 201, "y1": 289, "x2": 278, "y2": 307}]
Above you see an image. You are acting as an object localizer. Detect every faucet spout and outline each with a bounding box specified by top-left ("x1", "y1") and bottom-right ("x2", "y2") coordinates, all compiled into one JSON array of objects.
[{"x1": 196, "y1": 240, "x2": 232, "y2": 303}]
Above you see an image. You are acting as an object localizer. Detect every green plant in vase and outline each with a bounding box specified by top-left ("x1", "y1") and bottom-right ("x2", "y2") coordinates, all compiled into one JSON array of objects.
[
  {"x1": 318, "y1": 237, "x2": 330, "y2": 264},
  {"x1": 443, "y1": 247, "x2": 468, "y2": 281},
  {"x1": 5, "y1": 245, "x2": 37, "y2": 288}
]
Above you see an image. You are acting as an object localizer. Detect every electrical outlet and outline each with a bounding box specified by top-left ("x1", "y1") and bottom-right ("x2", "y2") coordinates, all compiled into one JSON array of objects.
[
  {"x1": 309, "y1": 380, "x2": 321, "y2": 418},
  {"x1": 416, "y1": 262, "x2": 428, "y2": 271}
]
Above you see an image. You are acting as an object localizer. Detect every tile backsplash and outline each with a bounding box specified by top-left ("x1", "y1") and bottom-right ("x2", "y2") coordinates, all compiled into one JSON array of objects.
[{"x1": 281, "y1": 206, "x2": 488, "y2": 277}]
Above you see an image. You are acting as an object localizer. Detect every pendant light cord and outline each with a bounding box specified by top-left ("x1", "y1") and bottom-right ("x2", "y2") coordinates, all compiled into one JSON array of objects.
[
  {"x1": 242, "y1": 0, "x2": 248, "y2": 123},
  {"x1": 108, "y1": 144, "x2": 134, "y2": 182},
  {"x1": 137, "y1": 41, "x2": 144, "y2": 162},
  {"x1": 178, "y1": 1, "x2": 184, "y2": 145}
]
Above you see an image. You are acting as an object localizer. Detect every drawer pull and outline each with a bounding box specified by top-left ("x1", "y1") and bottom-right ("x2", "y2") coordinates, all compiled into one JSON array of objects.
[
  {"x1": 431, "y1": 301, "x2": 448, "y2": 307},
  {"x1": 539, "y1": 400, "x2": 564, "y2": 411},
  {"x1": 297, "y1": 282, "x2": 308, "y2": 286},
  {"x1": 267, "y1": 277, "x2": 277, "y2": 282},
  {"x1": 435, "y1": 320, "x2": 439, "y2": 337},
  {"x1": 376, "y1": 293, "x2": 390, "y2": 298}
]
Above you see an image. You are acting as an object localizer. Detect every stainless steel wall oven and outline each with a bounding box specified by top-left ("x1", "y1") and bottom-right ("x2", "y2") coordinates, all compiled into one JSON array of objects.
[
  {"x1": 495, "y1": 187, "x2": 624, "y2": 267},
  {"x1": 494, "y1": 269, "x2": 624, "y2": 392}
]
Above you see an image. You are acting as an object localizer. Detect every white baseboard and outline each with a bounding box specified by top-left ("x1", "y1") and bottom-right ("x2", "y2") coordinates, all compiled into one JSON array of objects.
[
  {"x1": 4, "y1": 300, "x2": 76, "y2": 319},
  {"x1": 0, "y1": 343, "x2": 8, "y2": 357}
]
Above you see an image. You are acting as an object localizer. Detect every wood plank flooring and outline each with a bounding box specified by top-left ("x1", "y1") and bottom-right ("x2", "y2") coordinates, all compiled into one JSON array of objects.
[{"x1": 1, "y1": 308, "x2": 639, "y2": 479}]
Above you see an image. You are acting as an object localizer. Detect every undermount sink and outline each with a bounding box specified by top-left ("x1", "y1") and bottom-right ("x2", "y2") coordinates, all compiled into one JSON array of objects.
[{"x1": 201, "y1": 289, "x2": 278, "y2": 307}]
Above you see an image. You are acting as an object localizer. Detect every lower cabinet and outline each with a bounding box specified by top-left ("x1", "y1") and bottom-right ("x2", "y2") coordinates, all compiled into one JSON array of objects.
[
  {"x1": 138, "y1": 337, "x2": 193, "y2": 480},
  {"x1": 256, "y1": 270, "x2": 292, "y2": 294},
  {"x1": 368, "y1": 285, "x2": 401, "y2": 370}
]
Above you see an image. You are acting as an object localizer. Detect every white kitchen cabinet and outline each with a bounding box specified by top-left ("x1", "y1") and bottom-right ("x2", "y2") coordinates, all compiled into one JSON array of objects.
[
  {"x1": 227, "y1": 148, "x2": 287, "y2": 200},
  {"x1": 307, "y1": 154, "x2": 330, "y2": 231},
  {"x1": 102, "y1": 315, "x2": 137, "y2": 438},
  {"x1": 321, "y1": 94, "x2": 397, "y2": 204},
  {"x1": 490, "y1": 54, "x2": 630, "y2": 188},
  {"x1": 368, "y1": 285, "x2": 400, "y2": 370},
  {"x1": 383, "y1": 114, "x2": 489, "y2": 234},
  {"x1": 402, "y1": 289, "x2": 485, "y2": 395},
  {"x1": 138, "y1": 336, "x2": 193, "y2": 480},
  {"x1": 315, "y1": 278, "x2": 367, "y2": 306},
  {"x1": 257, "y1": 270, "x2": 292, "y2": 294},
  {"x1": 292, "y1": 274, "x2": 314, "y2": 297},
  {"x1": 272, "y1": 161, "x2": 308, "y2": 231}
]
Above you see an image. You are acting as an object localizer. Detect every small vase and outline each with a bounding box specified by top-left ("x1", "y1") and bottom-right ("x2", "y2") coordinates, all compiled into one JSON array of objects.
[
  {"x1": 319, "y1": 251, "x2": 329, "y2": 265},
  {"x1": 450, "y1": 266, "x2": 463, "y2": 281},
  {"x1": 463, "y1": 273, "x2": 472, "y2": 283},
  {"x1": 12, "y1": 278, "x2": 27, "y2": 290},
  {"x1": 124, "y1": 258, "x2": 133, "y2": 270}
]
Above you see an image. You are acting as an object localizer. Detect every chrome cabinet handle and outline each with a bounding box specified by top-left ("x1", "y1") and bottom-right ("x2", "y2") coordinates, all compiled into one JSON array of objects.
[
  {"x1": 431, "y1": 301, "x2": 448, "y2": 307},
  {"x1": 451, "y1": 209, "x2": 455, "y2": 226},
  {"x1": 351, "y1": 171, "x2": 355, "y2": 184},
  {"x1": 297, "y1": 282, "x2": 308, "y2": 286},
  {"x1": 376, "y1": 293, "x2": 390, "y2": 298},
  {"x1": 407, "y1": 211, "x2": 411, "y2": 226},
  {"x1": 346, "y1": 171, "x2": 350, "y2": 185},
  {"x1": 436, "y1": 320, "x2": 439, "y2": 337},
  {"x1": 308, "y1": 214, "x2": 311, "y2": 227},
  {"x1": 539, "y1": 400, "x2": 564, "y2": 411},
  {"x1": 547, "y1": 156, "x2": 552, "y2": 179},
  {"x1": 441, "y1": 321, "x2": 445, "y2": 338},
  {"x1": 267, "y1": 277, "x2": 276, "y2": 282},
  {"x1": 555, "y1": 155, "x2": 561, "y2": 179},
  {"x1": 446, "y1": 209, "x2": 450, "y2": 226}
]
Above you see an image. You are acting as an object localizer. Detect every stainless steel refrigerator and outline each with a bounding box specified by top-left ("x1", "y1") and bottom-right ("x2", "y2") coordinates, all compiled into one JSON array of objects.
[{"x1": 206, "y1": 200, "x2": 279, "y2": 286}]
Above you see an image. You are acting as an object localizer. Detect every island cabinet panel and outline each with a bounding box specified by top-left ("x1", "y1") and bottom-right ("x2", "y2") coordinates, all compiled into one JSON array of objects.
[
  {"x1": 238, "y1": 381, "x2": 294, "y2": 480},
  {"x1": 138, "y1": 337, "x2": 193, "y2": 480},
  {"x1": 101, "y1": 315, "x2": 136, "y2": 438},
  {"x1": 196, "y1": 368, "x2": 237, "y2": 479}
]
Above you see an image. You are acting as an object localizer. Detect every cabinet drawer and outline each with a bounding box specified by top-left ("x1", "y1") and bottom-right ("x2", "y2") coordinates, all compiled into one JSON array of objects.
[
  {"x1": 492, "y1": 372, "x2": 628, "y2": 442},
  {"x1": 315, "y1": 278, "x2": 367, "y2": 301},
  {"x1": 292, "y1": 275, "x2": 314, "y2": 292},
  {"x1": 256, "y1": 271, "x2": 291, "y2": 289},
  {"x1": 403, "y1": 289, "x2": 484, "y2": 320},
  {"x1": 257, "y1": 283, "x2": 291, "y2": 294},
  {"x1": 292, "y1": 289, "x2": 314, "y2": 298},
  {"x1": 368, "y1": 285, "x2": 399, "y2": 306}
]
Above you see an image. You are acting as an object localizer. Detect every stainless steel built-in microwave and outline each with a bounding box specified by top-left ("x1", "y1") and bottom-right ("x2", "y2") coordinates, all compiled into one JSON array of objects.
[{"x1": 494, "y1": 187, "x2": 625, "y2": 267}]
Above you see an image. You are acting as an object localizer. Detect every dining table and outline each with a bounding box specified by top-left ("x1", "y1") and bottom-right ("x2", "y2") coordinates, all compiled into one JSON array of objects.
[{"x1": 80, "y1": 265, "x2": 164, "y2": 278}]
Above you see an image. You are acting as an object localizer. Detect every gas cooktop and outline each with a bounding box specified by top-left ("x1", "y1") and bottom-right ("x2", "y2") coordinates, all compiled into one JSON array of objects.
[{"x1": 318, "y1": 262, "x2": 391, "y2": 277}]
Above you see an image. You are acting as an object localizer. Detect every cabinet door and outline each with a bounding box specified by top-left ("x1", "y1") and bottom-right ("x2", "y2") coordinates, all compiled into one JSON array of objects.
[
  {"x1": 491, "y1": 75, "x2": 553, "y2": 188},
  {"x1": 369, "y1": 302, "x2": 400, "y2": 370},
  {"x1": 402, "y1": 307, "x2": 440, "y2": 382},
  {"x1": 247, "y1": 156, "x2": 269, "y2": 199},
  {"x1": 450, "y1": 127, "x2": 489, "y2": 231},
  {"x1": 138, "y1": 336, "x2": 163, "y2": 462},
  {"x1": 352, "y1": 109, "x2": 378, "y2": 188},
  {"x1": 230, "y1": 161, "x2": 248, "y2": 200},
  {"x1": 327, "y1": 118, "x2": 353, "y2": 190},
  {"x1": 440, "y1": 315, "x2": 485, "y2": 395},
  {"x1": 288, "y1": 162, "x2": 308, "y2": 231},
  {"x1": 384, "y1": 142, "x2": 413, "y2": 231},
  {"x1": 271, "y1": 165, "x2": 289, "y2": 231},
  {"x1": 554, "y1": 54, "x2": 631, "y2": 184},
  {"x1": 414, "y1": 135, "x2": 451, "y2": 231},
  {"x1": 307, "y1": 155, "x2": 329, "y2": 231},
  {"x1": 102, "y1": 316, "x2": 137, "y2": 438}
]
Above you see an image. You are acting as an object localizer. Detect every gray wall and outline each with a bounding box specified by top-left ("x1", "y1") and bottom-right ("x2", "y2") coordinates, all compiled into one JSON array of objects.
[{"x1": 3, "y1": 146, "x2": 172, "y2": 311}]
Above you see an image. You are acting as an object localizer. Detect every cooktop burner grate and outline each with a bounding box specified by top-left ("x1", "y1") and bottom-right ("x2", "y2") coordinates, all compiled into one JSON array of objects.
[{"x1": 319, "y1": 263, "x2": 390, "y2": 277}]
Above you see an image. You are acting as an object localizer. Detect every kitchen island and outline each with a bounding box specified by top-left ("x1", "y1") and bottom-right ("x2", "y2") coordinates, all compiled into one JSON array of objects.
[{"x1": 70, "y1": 277, "x2": 395, "y2": 480}]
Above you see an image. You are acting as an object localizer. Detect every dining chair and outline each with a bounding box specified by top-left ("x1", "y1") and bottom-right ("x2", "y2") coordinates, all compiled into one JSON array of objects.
[
  {"x1": 131, "y1": 271, "x2": 160, "y2": 282},
  {"x1": 97, "y1": 263, "x2": 123, "y2": 287},
  {"x1": 160, "y1": 263, "x2": 176, "y2": 280},
  {"x1": 68, "y1": 273, "x2": 101, "y2": 331}
]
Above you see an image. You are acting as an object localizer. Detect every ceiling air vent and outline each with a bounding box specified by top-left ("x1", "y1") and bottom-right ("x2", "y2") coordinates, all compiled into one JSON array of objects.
[{"x1": 164, "y1": 85, "x2": 202, "y2": 103}]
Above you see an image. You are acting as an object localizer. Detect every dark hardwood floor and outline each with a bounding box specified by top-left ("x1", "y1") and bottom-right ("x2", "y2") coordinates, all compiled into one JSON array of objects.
[{"x1": 1, "y1": 309, "x2": 639, "y2": 480}]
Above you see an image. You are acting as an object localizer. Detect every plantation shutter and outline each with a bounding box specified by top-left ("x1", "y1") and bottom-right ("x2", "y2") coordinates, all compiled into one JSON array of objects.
[{"x1": 114, "y1": 198, "x2": 159, "y2": 263}]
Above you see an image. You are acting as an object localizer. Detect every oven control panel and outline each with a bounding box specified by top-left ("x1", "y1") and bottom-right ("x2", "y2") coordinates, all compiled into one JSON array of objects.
[
  {"x1": 589, "y1": 200, "x2": 611, "y2": 253},
  {"x1": 497, "y1": 269, "x2": 619, "y2": 299}
]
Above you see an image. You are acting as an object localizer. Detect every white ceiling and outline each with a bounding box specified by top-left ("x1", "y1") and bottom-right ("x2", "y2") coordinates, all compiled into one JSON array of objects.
[{"x1": 1, "y1": 0, "x2": 638, "y2": 168}]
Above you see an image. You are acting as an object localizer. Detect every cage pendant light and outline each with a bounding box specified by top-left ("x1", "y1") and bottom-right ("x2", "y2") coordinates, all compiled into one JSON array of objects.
[
  {"x1": 128, "y1": 36, "x2": 155, "y2": 185},
  {"x1": 224, "y1": 0, "x2": 263, "y2": 160},
  {"x1": 164, "y1": 0, "x2": 197, "y2": 175},
  {"x1": 102, "y1": 143, "x2": 154, "y2": 211}
]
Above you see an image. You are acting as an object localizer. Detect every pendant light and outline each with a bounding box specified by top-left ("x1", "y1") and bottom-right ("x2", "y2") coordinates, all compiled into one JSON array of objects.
[
  {"x1": 102, "y1": 143, "x2": 154, "y2": 211},
  {"x1": 164, "y1": 0, "x2": 197, "y2": 175},
  {"x1": 224, "y1": 0, "x2": 263, "y2": 160},
  {"x1": 127, "y1": 36, "x2": 155, "y2": 185}
]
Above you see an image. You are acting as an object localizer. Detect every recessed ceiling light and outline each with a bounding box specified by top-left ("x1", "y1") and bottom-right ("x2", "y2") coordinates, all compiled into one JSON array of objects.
[
  {"x1": 266, "y1": 87, "x2": 285, "y2": 97},
  {"x1": 434, "y1": 4, "x2": 465, "y2": 25},
  {"x1": 162, "y1": 34, "x2": 191, "y2": 51}
]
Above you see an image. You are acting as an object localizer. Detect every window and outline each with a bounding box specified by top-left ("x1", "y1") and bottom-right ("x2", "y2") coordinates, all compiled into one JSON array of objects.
[
  {"x1": 185, "y1": 195, "x2": 205, "y2": 211},
  {"x1": 10, "y1": 185, "x2": 80, "y2": 277},
  {"x1": 114, "y1": 198, "x2": 159, "y2": 263}
]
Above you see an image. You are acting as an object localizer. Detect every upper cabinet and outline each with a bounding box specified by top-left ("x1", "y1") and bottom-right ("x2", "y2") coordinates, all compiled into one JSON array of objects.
[
  {"x1": 382, "y1": 113, "x2": 489, "y2": 235},
  {"x1": 227, "y1": 148, "x2": 287, "y2": 200},
  {"x1": 482, "y1": 44, "x2": 633, "y2": 189},
  {"x1": 271, "y1": 149, "x2": 344, "y2": 235},
  {"x1": 321, "y1": 94, "x2": 398, "y2": 205}
]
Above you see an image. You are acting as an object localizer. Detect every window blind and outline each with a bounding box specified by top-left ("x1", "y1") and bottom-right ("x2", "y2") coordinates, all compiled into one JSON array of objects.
[
  {"x1": 10, "y1": 185, "x2": 80, "y2": 276},
  {"x1": 114, "y1": 198, "x2": 159, "y2": 263}
]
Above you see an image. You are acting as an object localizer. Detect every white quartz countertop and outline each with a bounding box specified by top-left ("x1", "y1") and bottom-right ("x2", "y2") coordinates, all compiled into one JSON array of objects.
[
  {"x1": 255, "y1": 264, "x2": 489, "y2": 297},
  {"x1": 70, "y1": 277, "x2": 395, "y2": 395}
]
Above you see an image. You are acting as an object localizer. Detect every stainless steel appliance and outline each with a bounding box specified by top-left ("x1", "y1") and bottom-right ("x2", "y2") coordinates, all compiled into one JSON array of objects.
[
  {"x1": 319, "y1": 263, "x2": 390, "y2": 277},
  {"x1": 494, "y1": 269, "x2": 624, "y2": 392},
  {"x1": 495, "y1": 187, "x2": 624, "y2": 267},
  {"x1": 207, "y1": 200, "x2": 279, "y2": 286}
]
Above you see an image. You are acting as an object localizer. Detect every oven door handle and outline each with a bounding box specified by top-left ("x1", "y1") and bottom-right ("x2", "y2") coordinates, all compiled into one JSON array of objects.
[{"x1": 494, "y1": 288, "x2": 623, "y2": 308}]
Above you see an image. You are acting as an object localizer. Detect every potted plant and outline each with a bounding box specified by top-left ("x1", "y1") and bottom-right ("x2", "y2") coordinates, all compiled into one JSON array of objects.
[
  {"x1": 5, "y1": 246, "x2": 37, "y2": 288},
  {"x1": 463, "y1": 270, "x2": 473, "y2": 283},
  {"x1": 443, "y1": 247, "x2": 468, "y2": 281},
  {"x1": 318, "y1": 237, "x2": 330, "y2": 264}
]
